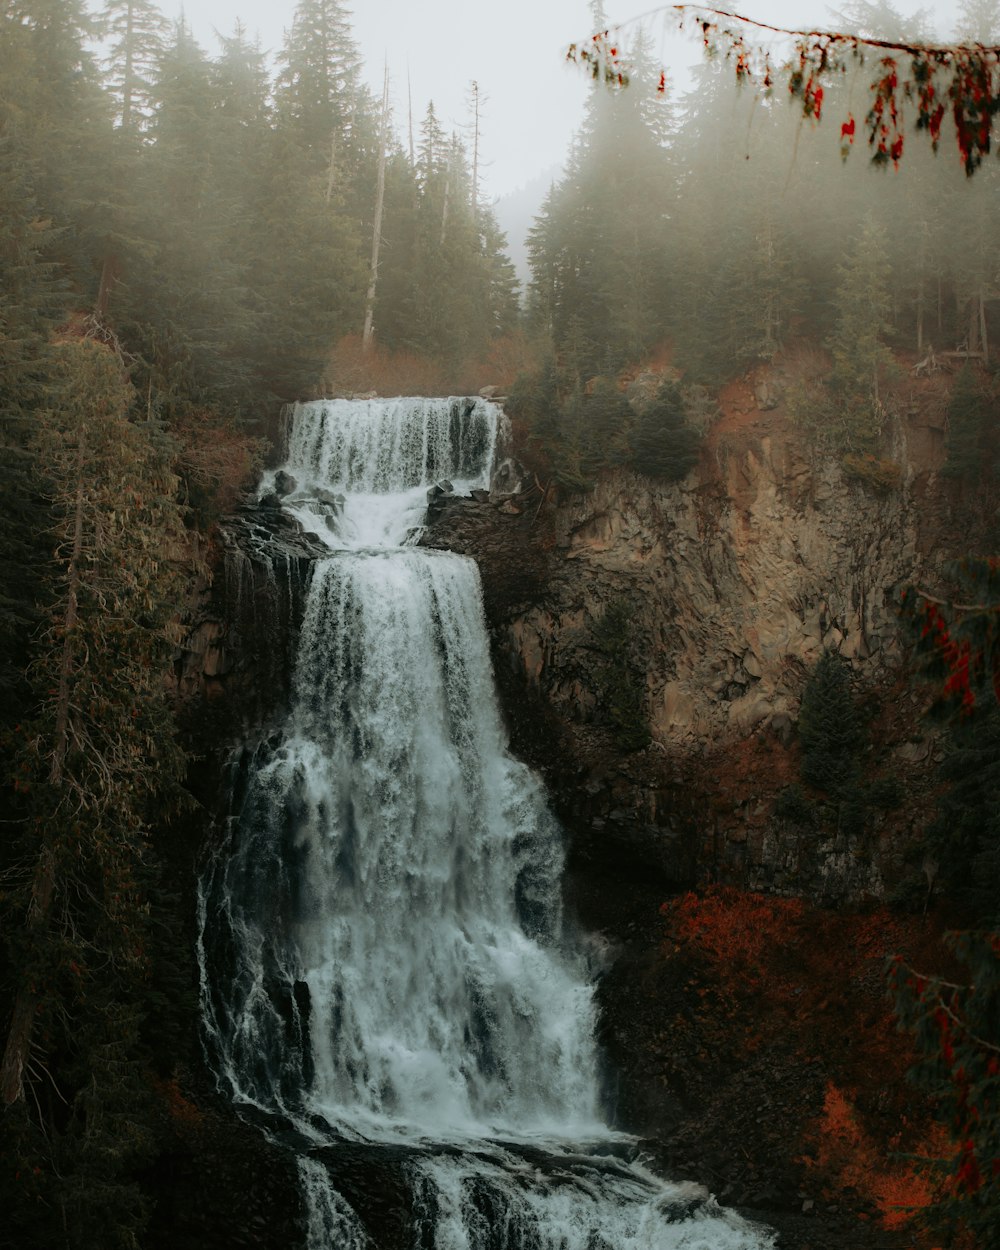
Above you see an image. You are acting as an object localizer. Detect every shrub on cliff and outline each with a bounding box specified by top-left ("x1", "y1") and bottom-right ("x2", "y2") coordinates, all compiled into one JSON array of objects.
[
  {"x1": 591, "y1": 598, "x2": 650, "y2": 752},
  {"x1": 628, "y1": 380, "x2": 701, "y2": 482},
  {"x1": 798, "y1": 650, "x2": 864, "y2": 794},
  {"x1": 942, "y1": 365, "x2": 994, "y2": 483}
]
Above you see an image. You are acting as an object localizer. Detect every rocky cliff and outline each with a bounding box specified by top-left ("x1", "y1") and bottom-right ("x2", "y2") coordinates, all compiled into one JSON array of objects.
[
  {"x1": 164, "y1": 376, "x2": 976, "y2": 1250},
  {"x1": 423, "y1": 366, "x2": 982, "y2": 904}
]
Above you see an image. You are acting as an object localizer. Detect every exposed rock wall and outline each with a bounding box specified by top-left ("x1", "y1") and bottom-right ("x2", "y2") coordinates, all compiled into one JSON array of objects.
[
  {"x1": 172, "y1": 505, "x2": 330, "y2": 741},
  {"x1": 513, "y1": 429, "x2": 937, "y2": 749},
  {"x1": 423, "y1": 390, "x2": 974, "y2": 903}
]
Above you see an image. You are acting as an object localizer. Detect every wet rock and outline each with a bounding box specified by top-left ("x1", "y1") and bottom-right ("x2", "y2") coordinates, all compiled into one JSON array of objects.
[
  {"x1": 315, "y1": 488, "x2": 345, "y2": 511},
  {"x1": 490, "y1": 456, "x2": 533, "y2": 499},
  {"x1": 274, "y1": 470, "x2": 297, "y2": 497},
  {"x1": 427, "y1": 479, "x2": 454, "y2": 502}
]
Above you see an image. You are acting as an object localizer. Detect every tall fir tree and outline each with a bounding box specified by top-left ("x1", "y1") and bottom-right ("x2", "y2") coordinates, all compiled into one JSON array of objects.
[
  {"x1": 826, "y1": 215, "x2": 894, "y2": 453},
  {"x1": 100, "y1": 0, "x2": 168, "y2": 133}
]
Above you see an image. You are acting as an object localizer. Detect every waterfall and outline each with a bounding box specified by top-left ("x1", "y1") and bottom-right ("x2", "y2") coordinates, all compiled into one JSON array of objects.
[{"x1": 199, "y1": 397, "x2": 773, "y2": 1249}]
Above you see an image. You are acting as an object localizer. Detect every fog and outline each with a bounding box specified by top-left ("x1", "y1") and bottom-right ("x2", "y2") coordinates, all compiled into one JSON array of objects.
[{"x1": 161, "y1": 0, "x2": 964, "y2": 198}]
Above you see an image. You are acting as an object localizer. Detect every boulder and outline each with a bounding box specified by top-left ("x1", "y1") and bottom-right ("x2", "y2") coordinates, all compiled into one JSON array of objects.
[
  {"x1": 427, "y1": 480, "x2": 454, "y2": 503},
  {"x1": 274, "y1": 470, "x2": 297, "y2": 497}
]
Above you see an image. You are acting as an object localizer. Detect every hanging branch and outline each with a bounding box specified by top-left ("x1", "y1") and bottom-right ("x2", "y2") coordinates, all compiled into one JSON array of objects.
[{"x1": 566, "y1": 5, "x2": 1000, "y2": 174}]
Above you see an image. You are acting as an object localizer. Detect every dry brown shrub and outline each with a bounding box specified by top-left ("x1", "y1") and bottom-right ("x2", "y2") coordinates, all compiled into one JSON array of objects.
[
  {"x1": 171, "y1": 406, "x2": 267, "y2": 519},
  {"x1": 323, "y1": 332, "x2": 541, "y2": 400}
]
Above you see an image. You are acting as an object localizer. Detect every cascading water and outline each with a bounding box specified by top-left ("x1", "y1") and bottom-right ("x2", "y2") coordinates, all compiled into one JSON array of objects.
[{"x1": 199, "y1": 396, "x2": 774, "y2": 1249}]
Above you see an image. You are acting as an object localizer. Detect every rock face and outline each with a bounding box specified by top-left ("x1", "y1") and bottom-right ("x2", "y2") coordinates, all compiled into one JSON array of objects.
[
  {"x1": 514, "y1": 439, "x2": 926, "y2": 749},
  {"x1": 422, "y1": 390, "x2": 972, "y2": 903},
  {"x1": 172, "y1": 501, "x2": 330, "y2": 738}
]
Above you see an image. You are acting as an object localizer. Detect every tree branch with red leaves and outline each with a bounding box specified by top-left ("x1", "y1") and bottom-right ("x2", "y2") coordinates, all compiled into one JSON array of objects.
[
  {"x1": 888, "y1": 934, "x2": 1000, "y2": 1239},
  {"x1": 901, "y1": 559, "x2": 1000, "y2": 716},
  {"x1": 566, "y1": 5, "x2": 1000, "y2": 173}
]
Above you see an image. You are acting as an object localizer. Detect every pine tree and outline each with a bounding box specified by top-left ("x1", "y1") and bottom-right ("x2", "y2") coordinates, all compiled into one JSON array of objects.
[
  {"x1": 100, "y1": 0, "x2": 168, "y2": 132},
  {"x1": 943, "y1": 364, "x2": 994, "y2": 481},
  {"x1": 130, "y1": 20, "x2": 260, "y2": 402},
  {"x1": 592, "y1": 597, "x2": 651, "y2": 752},
  {"x1": 927, "y1": 704, "x2": 1000, "y2": 917},
  {"x1": 577, "y1": 376, "x2": 633, "y2": 478},
  {"x1": 1, "y1": 338, "x2": 190, "y2": 1110},
  {"x1": 526, "y1": 29, "x2": 673, "y2": 371},
  {"x1": 274, "y1": 0, "x2": 363, "y2": 166},
  {"x1": 955, "y1": 0, "x2": 1000, "y2": 40},
  {"x1": 0, "y1": 137, "x2": 66, "y2": 712},
  {"x1": 827, "y1": 215, "x2": 894, "y2": 453},
  {"x1": 628, "y1": 380, "x2": 700, "y2": 481},
  {"x1": 797, "y1": 649, "x2": 865, "y2": 795}
]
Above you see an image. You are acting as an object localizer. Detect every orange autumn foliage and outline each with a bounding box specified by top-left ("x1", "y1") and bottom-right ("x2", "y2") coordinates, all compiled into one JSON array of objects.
[
  {"x1": 664, "y1": 886, "x2": 805, "y2": 988},
  {"x1": 154, "y1": 1075, "x2": 204, "y2": 1128},
  {"x1": 660, "y1": 886, "x2": 954, "y2": 1240},
  {"x1": 807, "y1": 1081, "x2": 946, "y2": 1231}
]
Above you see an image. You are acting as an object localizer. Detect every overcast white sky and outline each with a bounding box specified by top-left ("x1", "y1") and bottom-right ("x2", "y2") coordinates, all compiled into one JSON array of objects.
[{"x1": 165, "y1": 0, "x2": 961, "y2": 198}]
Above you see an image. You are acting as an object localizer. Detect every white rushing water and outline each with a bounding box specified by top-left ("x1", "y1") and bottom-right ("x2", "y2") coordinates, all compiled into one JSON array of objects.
[{"x1": 199, "y1": 397, "x2": 774, "y2": 1249}]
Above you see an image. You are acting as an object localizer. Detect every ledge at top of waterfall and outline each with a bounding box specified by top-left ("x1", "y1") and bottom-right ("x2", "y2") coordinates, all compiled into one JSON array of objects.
[
  {"x1": 202, "y1": 394, "x2": 775, "y2": 1250},
  {"x1": 260, "y1": 396, "x2": 503, "y2": 551}
]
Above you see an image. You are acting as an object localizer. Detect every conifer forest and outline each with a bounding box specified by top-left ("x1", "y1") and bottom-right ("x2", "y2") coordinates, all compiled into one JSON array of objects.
[{"x1": 3, "y1": 1, "x2": 1000, "y2": 1248}]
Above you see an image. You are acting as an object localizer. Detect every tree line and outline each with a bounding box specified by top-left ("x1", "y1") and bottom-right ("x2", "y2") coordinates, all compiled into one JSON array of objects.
[
  {"x1": 0, "y1": 1, "x2": 518, "y2": 1245},
  {"x1": 512, "y1": 0, "x2": 1000, "y2": 486}
]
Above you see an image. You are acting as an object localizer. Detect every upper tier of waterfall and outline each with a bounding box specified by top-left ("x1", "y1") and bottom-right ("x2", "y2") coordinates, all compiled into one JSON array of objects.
[{"x1": 260, "y1": 396, "x2": 500, "y2": 550}]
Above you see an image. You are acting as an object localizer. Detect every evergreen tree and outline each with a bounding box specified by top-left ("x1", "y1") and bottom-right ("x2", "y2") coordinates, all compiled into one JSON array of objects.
[
  {"x1": 1, "y1": 338, "x2": 189, "y2": 1114},
  {"x1": 100, "y1": 0, "x2": 168, "y2": 132},
  {"x1": 591, "y1": 597, "x2": 651, "y2": 752},
  {"x1": 943, "y1": 364, "x2": 995, "y2": 481},
  {"x1": 826, "y1": 215, "x2": 894, "y2": 453},
  {"x1": 628, "y1": 379, "x2": 700, "y2": 481},
  {"x1": 274, "y1": 0, "x2": 363, "y2": 166},
  {"x1": 0, "y1": 137, "x2": 65, "y2": 712},
  {"x1": 574, "y1": 376, "x2": 633, "y2": 478},
  {"x1": 955, "y1": 0, "x2": 1000, "y2": 40},
  {"x1": 926, "y1": 704, "x2": 1000, "y2": 918},
  {"x1": 797, "y1": 649, "x2": 865, "y2": 797},
  {"x1": 527, "y1": 30, "x2": 673, "y2": 371}
]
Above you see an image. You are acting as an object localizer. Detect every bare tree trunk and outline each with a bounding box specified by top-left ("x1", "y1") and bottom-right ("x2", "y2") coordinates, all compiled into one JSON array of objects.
[
  {"x1": 0, "y1": 432, "x2": 86, "y2": 1106},
  {"x1": 325, "y1": 132, "x2": 337, "y2": 205},
  {"x1": 440, "y1": 152, "x2": 451, "y2": 247},
  {"x1": 362, "y1": 68, "x2": 390, "y2": 354},
  {"x1": 980, "y1": 290, "x2": 989, "y2": 366},
  {"x1": 470, "y1": 80, "x2": 480, "y2": 232},
  {"x1": 407, "y1": 69, "x2": 415, "y2": 166},
  {"x1": 0, "y1": 847, "x2": 56, "y2": 1105},
  {"x1": 95, "y1": 253, "x2": 120, "y2": 323}
]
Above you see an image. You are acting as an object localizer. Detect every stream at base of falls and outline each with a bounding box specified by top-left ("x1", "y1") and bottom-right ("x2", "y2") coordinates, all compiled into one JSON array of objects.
[{"x1": 198, "y1": 397, "x2": 774, "y2": 1250}]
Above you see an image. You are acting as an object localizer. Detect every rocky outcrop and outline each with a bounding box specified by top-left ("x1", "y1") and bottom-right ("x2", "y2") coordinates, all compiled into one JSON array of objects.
[
  {"x1": 510, "y1": 436, "x2": 932, "y2": 750},
  {"x1": 422, "y1": 388, "x2": 967, "y2": 902},
  {"x1": 172, "y1": 502, "x2": 330, "y2": 739}
]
